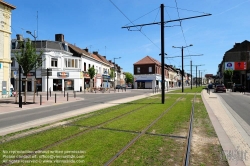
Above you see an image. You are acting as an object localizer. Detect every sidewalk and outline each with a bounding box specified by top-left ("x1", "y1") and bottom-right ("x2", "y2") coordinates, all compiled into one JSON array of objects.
[
  {"x1": 202, "y1": 90, "x2": 250, "y2": 166},
  {"x1": 0, "y1": 91, "x2": 84, "y2": 114}
]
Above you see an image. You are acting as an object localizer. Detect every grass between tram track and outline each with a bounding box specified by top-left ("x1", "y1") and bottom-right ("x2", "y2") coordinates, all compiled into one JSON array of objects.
[{"x1": 0, "y1": 87, "x2": 228, "y2": 165}]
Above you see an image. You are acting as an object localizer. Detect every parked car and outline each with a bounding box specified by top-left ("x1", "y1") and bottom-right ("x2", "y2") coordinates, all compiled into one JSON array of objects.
[
  {"x1": 115, "y1": 85, "x2": 122, "y2": 89},
  {"x1": 214, "y1": 85, "x2": 226, "y2": 93},
  {"x1": 233, "y1": 84, "x2": 242, "y2": 92}
]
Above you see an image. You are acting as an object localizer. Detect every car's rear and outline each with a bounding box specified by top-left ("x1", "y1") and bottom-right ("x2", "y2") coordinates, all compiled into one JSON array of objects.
[{"x1": 215, "y1": 85, "x2": 226, "y2": 93}]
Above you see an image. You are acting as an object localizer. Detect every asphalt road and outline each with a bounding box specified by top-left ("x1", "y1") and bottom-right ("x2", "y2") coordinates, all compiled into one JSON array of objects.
[
  {"x1": 0, "y1": 89, "x2": 154, "y2": 129},
  {"x1": 216, "y1": 91, "x2": 250, "y2": 126}
]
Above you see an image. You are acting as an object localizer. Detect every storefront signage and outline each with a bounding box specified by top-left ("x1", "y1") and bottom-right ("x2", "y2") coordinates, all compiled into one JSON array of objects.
[
  {"x1": 225, "y1": 62, "x2": 246, "y2": 70},
  {"x1": 57, "y1": 72, "x2": 69, "y2": 77}
]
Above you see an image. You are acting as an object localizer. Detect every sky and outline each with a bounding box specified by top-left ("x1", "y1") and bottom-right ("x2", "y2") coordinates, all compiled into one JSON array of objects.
[{"x1": 6, "y1": 0, "x2": 250, "y2": 76}]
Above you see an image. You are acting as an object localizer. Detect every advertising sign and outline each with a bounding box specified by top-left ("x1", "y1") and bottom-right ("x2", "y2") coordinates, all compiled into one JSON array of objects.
[
  {"x1": 225, "y1": 62, "x2": 234, "y2": 70},
  {"x1": 225, "y1": 62, "x2": 247, "y2": 70},
  {"x1": 2, "y1": 81, "x2": 7, "y2": 95},
  {"x1": 234, "y1": 62, "x2": 246, "y2": 70}
]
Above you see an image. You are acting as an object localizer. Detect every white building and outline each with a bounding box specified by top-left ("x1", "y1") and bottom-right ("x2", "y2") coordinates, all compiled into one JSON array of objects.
[
  {"x1": 0, "y1": 1, "x2": 15, "y2": 98},
  {"x1": 11, "y1": 34, "x2": 124, "y2": 92}
]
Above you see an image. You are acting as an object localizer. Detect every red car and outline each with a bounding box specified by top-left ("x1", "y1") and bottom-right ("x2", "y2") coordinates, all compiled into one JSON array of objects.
[{"x1": 214, "y1": 85, "x2": 226, "y2": 93}]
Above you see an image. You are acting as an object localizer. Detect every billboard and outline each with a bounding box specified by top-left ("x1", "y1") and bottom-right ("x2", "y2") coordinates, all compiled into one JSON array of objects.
[
  {"x1": 225, "y1": 62, "x2": 234, "y2": 70},
  {"x1": 225, "y1": 62, "x2": 246, "y2": 70}
]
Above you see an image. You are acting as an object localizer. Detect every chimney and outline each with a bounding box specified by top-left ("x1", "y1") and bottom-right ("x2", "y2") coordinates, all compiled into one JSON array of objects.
[
  {"x1": 103, "y1": 56, "x2": 106, "y2": 59},
  {"x1": 16, "y1": 34, "x2": 23, "y2": 41},
  {"x1": 55, "y1": 34, "x2": 64, "y2": 42},
  {"x1": 109, "y1": 60, "x2": 112, "y2": 63},
  {"x1": 93, "y1": 51, "x2": 98, "y2": 55},
  {"x1": 83, "y1": 47, "x2": 88, "y2": 52}
]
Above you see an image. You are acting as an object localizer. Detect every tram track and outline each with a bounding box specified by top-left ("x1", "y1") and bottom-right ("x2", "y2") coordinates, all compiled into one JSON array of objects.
[{"x1": 2, "y1": 97, "x2": 160, "y2": 166}]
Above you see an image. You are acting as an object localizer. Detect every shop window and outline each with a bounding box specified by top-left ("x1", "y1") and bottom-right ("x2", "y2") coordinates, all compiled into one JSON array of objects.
[{"x1": 51, "y1": 58, "x2": 58, "y2": 67}]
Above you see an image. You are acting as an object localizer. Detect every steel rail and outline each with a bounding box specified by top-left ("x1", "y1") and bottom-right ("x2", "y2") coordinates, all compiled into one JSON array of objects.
[
  {"x1": 183, "y1": 93, "x2": 196, "y2": 166},
  {"x1": 104, "y1": 93, "x2": 188, "y2": 166},
  {"x1": 2, "y1": 98, "x2": 160, "y2": 166}
]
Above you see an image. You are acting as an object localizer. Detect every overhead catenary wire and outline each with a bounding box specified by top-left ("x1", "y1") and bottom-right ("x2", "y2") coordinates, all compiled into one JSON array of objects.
[
  {"x1": 109, "y1": 0, "x2": 160, "y2": 50},
  {"x1": 174, "y1": 0, "x2": 191, "y2": 56}
]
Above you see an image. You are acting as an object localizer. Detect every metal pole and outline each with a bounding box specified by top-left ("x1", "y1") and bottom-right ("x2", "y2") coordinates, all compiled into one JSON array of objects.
[
  {"x1": 34, "y1": 32, "x2": 37, "y2": 94},
  {"x1": 191, "y1": 61, "x2": 192, "y2": 89},
  {"x1": 55, "y1": 93, "x2": 56, "y2": 103},
  {"x1": 19, "y1": 64, "x2": 22, "y2": 108},
  {"x1": 181, "y1": 46, "x2": 184, "y2": 93},
  {"x1": 40, "y1": 94, "x2": 42, "y2": 105},
  {"x1": 47, "y1": 68, "x2": 48, "y2": 101},
  {"x1": 196, "y1": 66, "x2": 197, "y2": 88},
  {"x1": 114, "y1": 58, "x2": 116, "y2": 92},
  {"x1": 67, "y1": 92, "x2": 68, "y2": 101},
  {"x1": 199, "y1": 70, "x2": 200, "y2": 86},
  {"x1": 161, "y1": 4, "x2": 165, "y2": 104}
]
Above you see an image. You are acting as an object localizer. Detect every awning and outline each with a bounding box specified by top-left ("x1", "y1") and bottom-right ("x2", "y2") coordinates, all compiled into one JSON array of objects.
[{"x1": 135, "y1": 80, "x2": 152, "y2": 82}]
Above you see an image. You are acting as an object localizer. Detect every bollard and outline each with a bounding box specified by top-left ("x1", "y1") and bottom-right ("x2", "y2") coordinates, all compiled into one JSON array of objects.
[
  {"x1": 74, "y1": 91, "x2": 76, "y2": 98},
  {"x1": 155, "y1": 87, "x2": 156, "y2": 93},
  {"x1": 40, "y1": 95, "x2": 42, "y2": 105},
  {"x1": 50, "y1": 89, "x2": 51, "y2": 97},
  {"x1": 67, "y1": 92, "x2": 68, "y2": 101},
  {"x1": 19, "y1": 96, "x2": 22, "y2": 108},
  {"x1": 55, "y1": 93, "x2": 56, "y2": 103},
  {"x1": 37, "y1": 90, "x2": 38, "y2": 96},
  {"x1": 118, "y1": 88, "x2": 119, "y2": 92},
  {"x1": 122, "y1": 88, "x2": 123, "y2": 92},
  {"x1": 64, "y1": 90, "x2": 65, "y2": 97}
]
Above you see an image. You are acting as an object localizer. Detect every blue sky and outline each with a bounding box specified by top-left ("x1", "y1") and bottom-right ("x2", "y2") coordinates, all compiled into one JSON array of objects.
[{"x1": 7, "y1": 0, "x2": 250, "y2": 76}]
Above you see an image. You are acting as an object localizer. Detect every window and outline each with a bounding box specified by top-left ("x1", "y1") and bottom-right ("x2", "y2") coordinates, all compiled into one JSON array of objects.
[
  {"x1": 149, "y1": 67, "x2": 152, "y2": 73},
  {"x1": 51, "y1": 58, "x2": 58, "y2": 67},
  {"x1": 62, "y1": 43, "x2": 68, "y2": 51},
  {"x1": 137, "y1": 67, "x2": 140, "y2": 73},
  {"x1": 84, "y1": 62, "x2": 86, "y2": 71},
  {"x1": 11, "y1": 58, "x2": 15, "y2": 67},
  {"x1": 88, "y1": 64, "x2": 90, "y2": 69}
]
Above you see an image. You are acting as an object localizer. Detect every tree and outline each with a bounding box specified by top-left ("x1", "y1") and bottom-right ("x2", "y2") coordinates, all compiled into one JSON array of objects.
[
  {"x1": 14, "y1": 39, "x2": 43, "y2": 103},
  {"x1": 124, "y1": 72, "x2": 134, "y2": 84},
  {"x1": 224, "y1": 69, "x2": 234, "y2": 83},
  {"x1": 88, "y1": 66, "x2": 96, "y2": 92}
]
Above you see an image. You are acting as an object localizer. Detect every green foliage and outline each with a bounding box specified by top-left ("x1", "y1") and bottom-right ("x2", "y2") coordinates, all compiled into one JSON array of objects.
[
  {"x1": 124, "y1": 72, "x2": 134, "y2": 83},
  {"x1": 109, "y1": 68, "x2": 114, "y2": 79},
  {"x1": 224, "y1": 69, "x2": 234, "y2": 82},
  {"x1": 14, "y1": 39, "x2": 43, "y2": 77},
  {"x1": 88, "y1": 66, "x2": 96, "y2": 79}
]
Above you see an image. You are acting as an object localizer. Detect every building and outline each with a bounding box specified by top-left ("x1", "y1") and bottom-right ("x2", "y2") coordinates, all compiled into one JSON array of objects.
[
  {"x1": 133, "y1": 56, "x2": 171, "y2": 89},
  {"x1": 0, "y1": 0, "x2": 15, "y2": 98},
  {"x1": 217, "y1": 40, "x2": 250, "y2": 89},
  {"x1": 11, "y1": 34, "x2": 124, "y2": 92}
]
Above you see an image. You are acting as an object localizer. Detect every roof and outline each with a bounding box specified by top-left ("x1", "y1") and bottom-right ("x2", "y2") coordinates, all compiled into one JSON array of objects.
[
  {"x1": 0, "y1": 0, "x2": 16, "y2": 9},
  {"x1": 134, "y1": 55, "x2": 161, "y2": 65},
  {"x1": 226, "y1": 40, "x2": 250, "y2": 53}
]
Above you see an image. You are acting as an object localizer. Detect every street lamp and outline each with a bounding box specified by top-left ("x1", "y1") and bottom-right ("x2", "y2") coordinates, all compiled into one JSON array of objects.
[
  {"x1": 26, "y1": 30, "x2": 38, "y2": 93},
  {"x1": 172, "y1": 44, "x2": 193, "y2": 92},
  {"x1": 113, "y1": 57, "x2": 121, "y2": 91}
]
